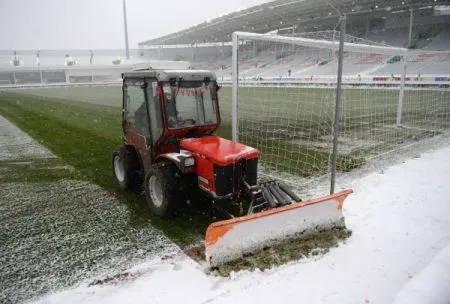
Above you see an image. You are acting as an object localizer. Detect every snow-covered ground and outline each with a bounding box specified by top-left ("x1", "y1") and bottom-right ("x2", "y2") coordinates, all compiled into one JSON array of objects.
[
  {"x1": 37, "y1": 136, "x2": 450, "y2": 304},
  {"x1": 0, "y1": 115, "x2": 180, "y2": 303},
  {"x1": 0, "y1": 114, "x2": 54, "y2": 160}
]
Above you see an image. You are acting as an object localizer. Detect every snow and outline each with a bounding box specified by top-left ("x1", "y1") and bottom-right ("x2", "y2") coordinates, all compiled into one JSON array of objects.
[
  {"x1": 37, "y1": 139, "x2": 450, "y2": 304},
  {"x1": 394, "y1": 245, "x2": 450, "y2": 304},
  {"x1": 0, "y1": 115, "x2": 54, "y2": 160},
  {"x1": 0, "y1": 115, "x2": 181, "y2": 303}
]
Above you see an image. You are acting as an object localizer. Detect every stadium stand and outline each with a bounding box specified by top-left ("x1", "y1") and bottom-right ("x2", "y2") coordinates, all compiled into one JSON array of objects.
[
  {"x1": 426, "y1": 27, "x2": 450, "y2": 50},
  {"x1": 136, "y1": 0, "x2": 450, "y2": 79},
  {"x1": 1, "y1": 0, "x2": 449, "y2": 86}
]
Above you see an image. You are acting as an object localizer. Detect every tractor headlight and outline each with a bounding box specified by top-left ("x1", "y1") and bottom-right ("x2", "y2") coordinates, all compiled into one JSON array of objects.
[{"x1": 184, "y1": 157, "x2": 195, "y2": 167}]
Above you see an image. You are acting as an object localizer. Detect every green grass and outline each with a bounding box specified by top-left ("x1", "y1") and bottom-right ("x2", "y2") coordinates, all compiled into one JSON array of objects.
[
  {"x1": 18, "y1": 86, "x2": 122, "y2": 107},
  {"x1": 12, "y1": 85, "x2": 450, "y2": 178}
]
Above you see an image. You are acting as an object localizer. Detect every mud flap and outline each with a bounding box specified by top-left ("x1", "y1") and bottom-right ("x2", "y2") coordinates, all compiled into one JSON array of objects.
[{"x1": 205, "y1": 189, "x2": 353, "y2": 267}]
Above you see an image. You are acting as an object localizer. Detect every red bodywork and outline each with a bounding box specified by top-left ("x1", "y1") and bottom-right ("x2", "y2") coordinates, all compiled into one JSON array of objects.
[
  {"x1": 180, "y1": 136, "x2": 260, "y2": 193},
  {"x1": 181, "y1": 136, "x2": 259, "y2": 166}
]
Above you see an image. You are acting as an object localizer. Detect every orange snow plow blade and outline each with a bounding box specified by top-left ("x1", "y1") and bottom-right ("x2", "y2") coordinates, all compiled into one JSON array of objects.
[{"x1": 205, "y1": 189, "x2": 353, "y2": 266}]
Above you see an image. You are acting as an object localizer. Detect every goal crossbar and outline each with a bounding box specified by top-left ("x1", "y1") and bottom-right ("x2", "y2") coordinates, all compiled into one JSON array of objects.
[{"x1": 232, "y1": 31, "x2": 409, "y2": 56}]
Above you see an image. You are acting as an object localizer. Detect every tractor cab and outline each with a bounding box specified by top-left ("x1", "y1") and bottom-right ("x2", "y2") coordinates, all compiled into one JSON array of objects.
[
  {"x1": 121, "y1": 69, "x2": 221, "y2": 168},
  {"x1": 115, "y1": 69, "x2": 261, "y2": 213}
]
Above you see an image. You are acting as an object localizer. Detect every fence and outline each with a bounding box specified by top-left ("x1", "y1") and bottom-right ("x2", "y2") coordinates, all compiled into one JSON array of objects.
[{"x1": 0, "y1": 61, "x2": 190, "y2": 89}]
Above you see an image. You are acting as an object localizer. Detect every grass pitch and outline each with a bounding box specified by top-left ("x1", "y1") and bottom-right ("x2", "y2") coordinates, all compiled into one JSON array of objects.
[
  {"x1": 0, "y1": 85, "x2": 448, "y2": 301},
  {"x1": 4, "y1": 84, "x2": 449, "y2": 193},
  {"x1": 15, "y1": 85, "x2": 450, "y2": 177},
  {"x1": 0, "y1": 93, "x2": 210, "y2": 246}
]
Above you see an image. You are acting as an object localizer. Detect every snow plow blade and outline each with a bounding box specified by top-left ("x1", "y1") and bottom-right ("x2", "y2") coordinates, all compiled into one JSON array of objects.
[{"x1": 205, "y1": 189, "x2": 353, "y2": 267}]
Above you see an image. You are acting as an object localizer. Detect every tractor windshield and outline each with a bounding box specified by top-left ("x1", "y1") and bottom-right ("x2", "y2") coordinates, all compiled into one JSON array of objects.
[{"x1": 163, "y1": 81, "x2": 218, "y2": 129}]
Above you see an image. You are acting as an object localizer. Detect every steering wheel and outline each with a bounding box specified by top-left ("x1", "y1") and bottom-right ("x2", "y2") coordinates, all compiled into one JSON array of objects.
[{"x1": 179, "y1": 118, "x2": 196, "y2": 126}]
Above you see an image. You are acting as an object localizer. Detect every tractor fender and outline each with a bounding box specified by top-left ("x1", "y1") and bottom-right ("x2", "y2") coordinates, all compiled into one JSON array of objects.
[
  {"x1": 123, "y1": 144, "x2": 143, "y2": 173},
  {"x1": 155, "y1": 150, "x2": 195, "y2": 173}
]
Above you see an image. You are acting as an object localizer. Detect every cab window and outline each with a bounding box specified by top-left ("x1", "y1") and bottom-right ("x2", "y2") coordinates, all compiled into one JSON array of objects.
[{"x1": 124, "y1": 79, "x2": 148, "y2": 137}]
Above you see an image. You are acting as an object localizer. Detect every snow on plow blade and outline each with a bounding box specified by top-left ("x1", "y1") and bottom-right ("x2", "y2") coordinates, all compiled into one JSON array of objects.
[{"x1": 205, "y1": 189, "x2": 353, "y2": 267}]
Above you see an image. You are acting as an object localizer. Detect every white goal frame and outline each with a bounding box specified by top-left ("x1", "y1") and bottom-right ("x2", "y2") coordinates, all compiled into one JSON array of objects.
[
  {"x1": 231, "y1": 30, "x2": 409, "y2": 142},
  {"x1": 231, "y1": 28, "x2": 414, "y2": 194}
]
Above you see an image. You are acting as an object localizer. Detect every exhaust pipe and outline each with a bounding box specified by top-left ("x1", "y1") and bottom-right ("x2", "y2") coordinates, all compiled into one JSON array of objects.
[
  {"x1": 268, "y1": 182, "x2": 291, "y2": 205},
  {"x1": 278, "y1": 182, "x2": 301, "y2": 202},
  {"x1": 261, "y1": 186, "x2": 277, "y2": 208}
]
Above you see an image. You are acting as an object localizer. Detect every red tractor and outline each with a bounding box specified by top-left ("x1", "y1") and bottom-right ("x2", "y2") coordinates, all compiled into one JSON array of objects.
[{"x1": 112, "y1": 69, "x2": 352, "y2": 266}]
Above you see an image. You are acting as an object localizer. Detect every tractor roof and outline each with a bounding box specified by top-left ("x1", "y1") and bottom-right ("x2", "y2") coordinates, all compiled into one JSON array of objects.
[{"x1": 122, "y1": 69, "x2": 217, "y2": 82}]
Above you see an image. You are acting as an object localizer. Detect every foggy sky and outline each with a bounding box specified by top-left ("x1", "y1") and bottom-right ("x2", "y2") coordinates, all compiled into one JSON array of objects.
[{"x1": 0, "y1": 0, "x2": 272, "y2": 50}]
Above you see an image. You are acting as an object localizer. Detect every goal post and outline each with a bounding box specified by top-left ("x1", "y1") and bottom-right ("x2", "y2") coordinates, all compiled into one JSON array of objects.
[
  {"x1": 330, "y1": 15, "x2": 346, "y2": 195},
  {"x1": 229, "y1": 29, "x2": 449, "y2": 196}
]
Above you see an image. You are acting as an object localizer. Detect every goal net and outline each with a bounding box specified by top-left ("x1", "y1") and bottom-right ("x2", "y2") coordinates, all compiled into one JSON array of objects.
[{"x1": 229, "y1": 31, "x2": 450, "y2": 192}]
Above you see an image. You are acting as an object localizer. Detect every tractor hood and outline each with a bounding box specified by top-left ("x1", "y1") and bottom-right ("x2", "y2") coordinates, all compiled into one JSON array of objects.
[{"x1": 180, "y1": 136, "x2": 260, "y2": 166}]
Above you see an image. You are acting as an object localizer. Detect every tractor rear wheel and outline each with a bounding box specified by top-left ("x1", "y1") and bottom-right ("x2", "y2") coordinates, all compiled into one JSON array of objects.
[
  {"x1": 112, "y1": 145, "x2": 139, "y2": 191},
  {"x1": 144, "y1": 163, "x2": 182, "y2": 217}
]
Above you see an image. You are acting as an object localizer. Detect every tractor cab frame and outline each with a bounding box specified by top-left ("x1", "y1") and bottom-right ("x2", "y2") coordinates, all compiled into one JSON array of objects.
[{"x1": 121, "y1": 70, "x2": 221, "y2": 172}]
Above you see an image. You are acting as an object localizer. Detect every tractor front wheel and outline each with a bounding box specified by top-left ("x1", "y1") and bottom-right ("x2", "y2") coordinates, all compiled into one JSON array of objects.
[{"x1": 144, "y1": 163, "x2": 181, "y2": 217}]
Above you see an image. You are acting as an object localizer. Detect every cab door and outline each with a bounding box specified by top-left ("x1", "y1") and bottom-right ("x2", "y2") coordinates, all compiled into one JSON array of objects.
[
  {"x1": 123, "y1": 77, "x2": 163, "y2": 172},
  {"x1": 123, "y1": 78, "x2": 151, "y2": 171}
]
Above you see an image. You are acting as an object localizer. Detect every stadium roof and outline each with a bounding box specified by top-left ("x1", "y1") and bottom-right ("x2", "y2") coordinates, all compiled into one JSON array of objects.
[{"x1": 139, "y1": 0, "x2": 450, "y2": 46}]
